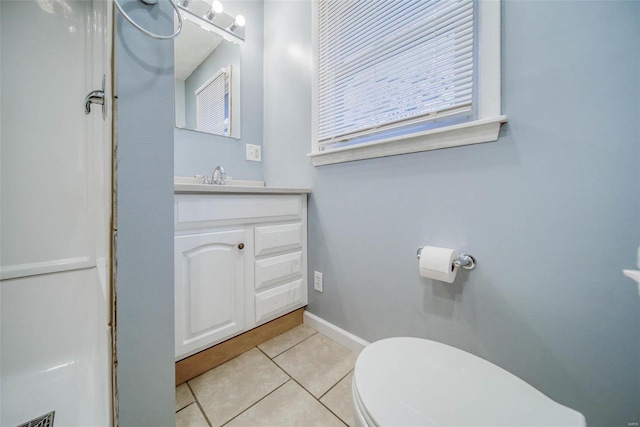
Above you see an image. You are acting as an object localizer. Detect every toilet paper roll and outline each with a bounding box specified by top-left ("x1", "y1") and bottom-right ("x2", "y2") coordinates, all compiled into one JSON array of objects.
[{"x1": 419, "y1": 246, "x2": 457, "y2": 283}]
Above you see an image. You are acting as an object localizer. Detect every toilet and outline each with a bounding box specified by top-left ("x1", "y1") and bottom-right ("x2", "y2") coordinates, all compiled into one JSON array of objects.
[{"x1": 352, "y1": 338, "x2": 586, "y2": 427}]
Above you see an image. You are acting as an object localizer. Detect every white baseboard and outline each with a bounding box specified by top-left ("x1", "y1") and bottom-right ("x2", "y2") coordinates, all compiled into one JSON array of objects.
[{"x1": 303, "y1": 311, "x2": 370, "y2": 354}]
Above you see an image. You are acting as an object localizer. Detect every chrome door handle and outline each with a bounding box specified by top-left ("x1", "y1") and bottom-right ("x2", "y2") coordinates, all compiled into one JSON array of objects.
[{"x1": 84, "y1": 75, "x2": 106, "y2": 120}]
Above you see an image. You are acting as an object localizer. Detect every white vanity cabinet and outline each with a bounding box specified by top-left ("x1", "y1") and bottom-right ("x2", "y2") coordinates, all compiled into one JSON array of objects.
[{"x1": 174, "y1": 190, "x2": 309, "y2": 360}]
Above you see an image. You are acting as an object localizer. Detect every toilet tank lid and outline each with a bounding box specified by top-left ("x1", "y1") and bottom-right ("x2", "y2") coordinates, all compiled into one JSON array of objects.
[{"x1": 353, "y1": 337, "x2": 585, "y2": 427}]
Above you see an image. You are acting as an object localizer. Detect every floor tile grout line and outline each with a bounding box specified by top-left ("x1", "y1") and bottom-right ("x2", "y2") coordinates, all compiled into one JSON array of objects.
[
  {"x1": 186, "y1": 380, "x2": 214, "y2": 427},
  {"x1": 253, "y1": 350, "x2": 339, "y2": 404},
  {"x1": 220, "y1": 378, "x2": 293, "y2": 427},
  {"x1": 256, "y1": 345, "x2": 293, "y2": 380},
  {"x1": 318, "y1": 368, "x2": 354, "y2": 400},
  {"x1": 273, "y1": 330, "x2": 355, "y2": 370},
  {"x1": 304, "y1": 365, "x2": 354, "y2": 426},
  {"x1": 269, "y1": 353, "x2": 290, "y2": 376},
  {"x1": 269, "y1": 332, "x2": 326, "y2": 374},
  {"x1": 175, "y1": 401, "x2": 196, "y2": 414},
  {"x1": 261, "y1": 328, "x2": 319, "y2": 360},
  {"x1": 269, "y1": 339, "x2": 356, "y2": 402},
  {"x1": 268, "y1": 340, "x2": 355, "y2": 426},
  {"x1": 220, "y1": 374, "x2": 348, "y2": 427},
  {"x1": 179, "y1": 327, "x2": 354, "y2": 427},
  {"x1": 175, "y1": 386, "x2": 197, "y2": 413},
  {"x1": 286, "y1": 375, "x2": 317, "y2": 399},
  {"x1": 194, "y1": 348, "x2": 292, "y2": 427},
  {"x1": 286, "y1": 375, "x2": 350, "y2": 427},
  {"x1": 317, "y1": 370, "x2": 354, "y2": 427},
  {"x1": 255, "y1": 345, "x2": 272, "y2": 360},
  {"x1": 317, "y1": 400, "x2": 350, "y2": 427},
  {"x1": 191, "y1": 372, "x2": 350, "y2": 427}
]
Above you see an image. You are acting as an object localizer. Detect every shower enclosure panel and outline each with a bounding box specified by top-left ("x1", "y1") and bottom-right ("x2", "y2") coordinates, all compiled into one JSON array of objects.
[{"x1": 0, "y1": 0, "x2": 112, "y2": 425}]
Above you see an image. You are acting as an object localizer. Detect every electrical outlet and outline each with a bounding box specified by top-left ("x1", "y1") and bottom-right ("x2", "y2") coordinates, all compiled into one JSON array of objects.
[
  {"x1": 314, "y1": 271, "x2": 323, "y2": 292},
  {"x1": 246, "y1": 144, "x2": 262, "y2": 162}
]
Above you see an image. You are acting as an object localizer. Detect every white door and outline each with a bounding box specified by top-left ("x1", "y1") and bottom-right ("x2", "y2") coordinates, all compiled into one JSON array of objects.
[
  {"x1": 175, "y1": 229, "x2": 247, "y2": 359},
  {"x1": 0, "y1": 1, "x2": 112, "y2": 426}
]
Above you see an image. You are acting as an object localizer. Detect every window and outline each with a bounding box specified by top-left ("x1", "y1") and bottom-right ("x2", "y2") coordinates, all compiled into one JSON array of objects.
[
  {"x1": 310, "y1": 0, "x2": 505, "y2": 166},
  {"x1": 196, "y1": 67, "x2": 231, "y2": 136}
]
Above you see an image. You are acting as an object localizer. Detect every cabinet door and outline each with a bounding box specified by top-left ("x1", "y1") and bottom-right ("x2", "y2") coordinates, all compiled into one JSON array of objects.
[{"x1": 175, "y1": 229, "x2": 247, "y2": 359}]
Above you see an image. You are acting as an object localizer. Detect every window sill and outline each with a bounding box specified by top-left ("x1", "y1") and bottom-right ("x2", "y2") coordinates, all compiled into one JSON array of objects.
[{"x1": 308, "y1": 116, "x2": 507, "y2": 167}]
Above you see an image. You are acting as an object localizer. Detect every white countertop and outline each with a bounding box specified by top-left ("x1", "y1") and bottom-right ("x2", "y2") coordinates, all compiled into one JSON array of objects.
[
  {"x1": 174, "y1": 177, "x2": 310, "y2": 194},
  {"x1": 175, "y1": 183, "x2": 311, "y2": 194}
]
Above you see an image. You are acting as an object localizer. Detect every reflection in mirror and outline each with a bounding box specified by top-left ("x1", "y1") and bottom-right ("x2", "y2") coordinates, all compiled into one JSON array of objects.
[
  {"x1": 193, "y1": 66, "x2": 231, "y2": 135},
  {"x1": 175, "y1": 14, "x2": 241, "y2": 138}
]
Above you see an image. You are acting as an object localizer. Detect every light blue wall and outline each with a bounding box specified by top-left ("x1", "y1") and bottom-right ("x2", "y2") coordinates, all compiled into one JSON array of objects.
[
  {"x1": 174, "y1": 0, "x2": 263, "y2": 181},
  {"x1": 114, "y1": 0, "x2": 175, "y2": 425},
  {"x1": 263, "y1": 0, "x2": 640, "y2": 425},
  {"x1": 263, "y1": 0, "x2": 313, "y2": 188}
]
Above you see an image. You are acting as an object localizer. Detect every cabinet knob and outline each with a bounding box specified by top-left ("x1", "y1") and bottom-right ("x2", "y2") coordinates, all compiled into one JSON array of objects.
[{"x1": 238, "y1": 243, "x2": 245, "y2": 250}]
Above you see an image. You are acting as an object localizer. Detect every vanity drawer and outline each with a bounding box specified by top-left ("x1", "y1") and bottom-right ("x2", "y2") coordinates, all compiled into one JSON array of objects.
[
  {"x1": 255, "y1": 279, "x2": 303, "y2": 323},
  {"x1": 175, "y1": 194, "x2": 302, "y2": 229},
  {"x1": 254, "y1": 223, "x2": 302, "y2": 256},
  {"x1": 255, "y1": 251, "x2": 303, "y2": 291}
]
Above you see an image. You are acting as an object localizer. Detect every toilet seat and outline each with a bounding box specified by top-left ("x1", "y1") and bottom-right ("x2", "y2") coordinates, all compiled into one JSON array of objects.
[
  {"x1": 352, "y1": 337, "x2": 585, "y2": 427},
  {"x1": 352, "y1": 377, "x2": 377, "y2": 427}
]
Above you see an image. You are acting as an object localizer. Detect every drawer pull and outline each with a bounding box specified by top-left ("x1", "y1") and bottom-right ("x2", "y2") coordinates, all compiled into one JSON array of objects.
[{"x1": 238, "y1": 243, "x2": 245, "y2": 250}]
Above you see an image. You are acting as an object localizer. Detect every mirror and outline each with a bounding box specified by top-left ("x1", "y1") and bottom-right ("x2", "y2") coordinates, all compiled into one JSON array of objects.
[{"x1": 175, "y1": 12, "x2": 241, "y2": 138}]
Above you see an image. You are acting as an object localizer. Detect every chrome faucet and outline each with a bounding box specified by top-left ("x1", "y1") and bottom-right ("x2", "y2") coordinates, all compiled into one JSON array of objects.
[{"x1": 211, "y1": 166, "x2": 226, "y2": 185}]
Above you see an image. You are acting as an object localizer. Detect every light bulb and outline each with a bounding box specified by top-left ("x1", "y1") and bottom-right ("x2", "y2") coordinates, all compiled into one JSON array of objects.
[
  {"x1": 204, "y1": 0, "x2": 223, "y2": 21},
  {"x1": 229, "y1": 14, "x2": 245, "y2": 32},
  {"x1": 212, "y1": 0, "x2": 223, "y2": 14}
]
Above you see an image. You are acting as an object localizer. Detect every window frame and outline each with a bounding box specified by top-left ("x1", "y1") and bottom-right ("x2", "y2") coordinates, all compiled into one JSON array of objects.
[{"x1": 309, "y1": 0, "x2": 506, "y2": 166}]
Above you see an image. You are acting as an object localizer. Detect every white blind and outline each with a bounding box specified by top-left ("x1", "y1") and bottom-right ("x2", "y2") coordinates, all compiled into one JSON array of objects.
[
  {"x1": 196, "y1": 68, "x2": 229, "y2": 136},
  {"x1": 318, "y1": 0, "x2": 474, "y2": 149}
]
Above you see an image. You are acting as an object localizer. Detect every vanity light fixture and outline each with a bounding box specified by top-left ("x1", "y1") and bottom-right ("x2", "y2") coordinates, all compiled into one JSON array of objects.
[
  {"x1": 228, "y1": 14, "x2": 245, "y2": 32},
  {"x1": 176, "y1": 0, "x2": 245, "y2": 41},
  {"x1": 204, "y1": 0, "x2": 224, "y2": 21}
]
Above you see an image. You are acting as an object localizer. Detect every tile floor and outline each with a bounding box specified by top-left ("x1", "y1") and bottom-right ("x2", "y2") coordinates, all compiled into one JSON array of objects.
[{"x1": 175, "y1": 324, "x2": 358, "y2": 427}]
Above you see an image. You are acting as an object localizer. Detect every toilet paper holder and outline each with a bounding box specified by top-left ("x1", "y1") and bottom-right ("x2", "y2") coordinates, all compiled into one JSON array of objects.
[{"x1": 416, "y1": 248, "x2": 477, "y2": 270}]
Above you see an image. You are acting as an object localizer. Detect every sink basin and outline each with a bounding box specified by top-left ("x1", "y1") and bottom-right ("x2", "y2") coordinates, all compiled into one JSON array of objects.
[{"x1": 174, "y1": 176, "x2": 265, "y2": 187}]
